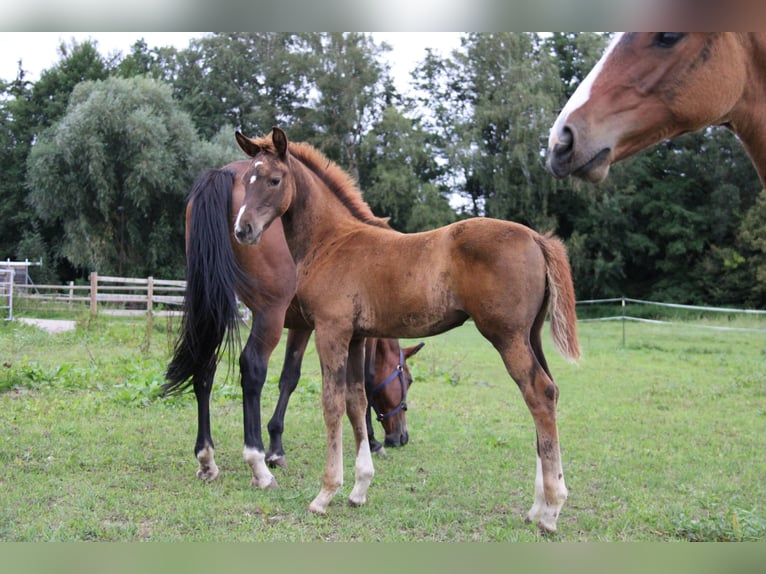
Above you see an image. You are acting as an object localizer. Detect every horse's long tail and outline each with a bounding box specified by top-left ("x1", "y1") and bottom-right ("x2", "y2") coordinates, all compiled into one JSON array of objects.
[
  {"x1": 535, "y1": 232, "x2": 580, "y2": 363},
  {"x1": 164, "y1": 169, "x2": 252, "y2": 395}
]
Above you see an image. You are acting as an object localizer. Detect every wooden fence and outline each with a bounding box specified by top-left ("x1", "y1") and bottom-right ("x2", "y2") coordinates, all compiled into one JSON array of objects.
[{"x1": 14, "y1": 272, "x2": 186, "y2": 317}]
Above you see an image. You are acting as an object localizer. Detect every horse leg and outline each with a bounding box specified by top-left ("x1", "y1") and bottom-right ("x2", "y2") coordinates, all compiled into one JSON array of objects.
[
  {"x1": 240, "y1": 312, "x2": 283, "y2": 489},
  {"x1": 193, "y1": 363, "x2": 219, "y2": 480},
  {"x1": 365, "y1": 403, "x2": 384, "y2": 454},
  {"x1": 308, "y1": 330, "x2": 351, "y2": 514},
  {"x1": 266, "y1": 328, "x2": 312, "y2": 468},
  {"x1": 363, "y1": 340, "x2": 384, "y2": 454},
  {"x1": 346, "y1": 337, "x2": 374, "y2": 507},
  {"x1": 493, "y1": 333, "x2": 567, "y2": 533}
]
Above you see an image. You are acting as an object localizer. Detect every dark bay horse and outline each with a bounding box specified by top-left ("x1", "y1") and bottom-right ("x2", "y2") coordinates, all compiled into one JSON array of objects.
[
  {"x1": 547, "y1": 33, "x2": 766, "y2": 187},
  {"x1": 232, "y1": 127, "x2": 580, "y2": 533},
  {"x1": 164, "y1": 160, "x2": 423, "y2": 487}
]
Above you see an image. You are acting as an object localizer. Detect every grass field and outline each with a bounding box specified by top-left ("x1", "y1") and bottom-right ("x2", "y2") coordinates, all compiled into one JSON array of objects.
[{"x1": 1, "y1": 310, "x2": 765, "y2": 541}]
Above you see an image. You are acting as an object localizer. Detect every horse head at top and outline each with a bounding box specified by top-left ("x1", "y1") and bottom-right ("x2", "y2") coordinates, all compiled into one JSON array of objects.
[
  {"x1": 547, "y1": 33, "x2": 750, "y2": 183},
  {"x1": 234, "y1": 127, "x2": 294, "y2": 245}
]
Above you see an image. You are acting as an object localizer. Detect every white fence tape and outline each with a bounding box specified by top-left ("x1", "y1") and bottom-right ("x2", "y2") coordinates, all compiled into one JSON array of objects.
[{"x1": 576, "y1": 297, "x2": 766, "y2": 334}]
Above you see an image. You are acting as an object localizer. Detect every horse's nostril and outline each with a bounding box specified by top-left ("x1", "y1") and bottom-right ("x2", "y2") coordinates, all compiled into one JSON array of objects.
[
  {"x1": 236, "y1": 222, "x2": 252, "y2": 241},
  {"x1": 553, "y1": 126, "x2": 574, "y2": 158}
]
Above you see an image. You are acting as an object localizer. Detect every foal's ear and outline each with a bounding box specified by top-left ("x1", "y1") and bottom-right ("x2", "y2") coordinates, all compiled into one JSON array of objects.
[
  {"x1": 271, "y1": 126, "x2": 288, "y2": 159},
  {"x1": 235, "y1": 131, "x2": 260, "y2": 158}
]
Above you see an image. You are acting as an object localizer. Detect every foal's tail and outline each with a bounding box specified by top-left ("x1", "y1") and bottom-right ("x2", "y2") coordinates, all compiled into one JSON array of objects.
[
  {"x1": 535, "y1": 232, "x2": 580, "y2": 363},
  {"x1": 164, "y1": 169, "x2": 252, "y2": 395}
]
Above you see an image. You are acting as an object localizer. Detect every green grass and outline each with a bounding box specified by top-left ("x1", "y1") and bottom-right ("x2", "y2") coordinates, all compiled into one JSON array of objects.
[{"x1": 1, "y1": 312, "x2": 765, "y2": 541}]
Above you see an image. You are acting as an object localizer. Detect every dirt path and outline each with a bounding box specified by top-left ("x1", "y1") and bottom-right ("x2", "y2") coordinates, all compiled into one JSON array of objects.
[{"x1": 16, "y1": 318, "x2": 77, "y2": 334}]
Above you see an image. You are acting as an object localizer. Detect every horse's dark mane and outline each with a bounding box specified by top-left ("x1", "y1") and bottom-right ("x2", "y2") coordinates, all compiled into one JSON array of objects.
[{"x1": 251, "y1": 134, "x2": 389, "y2": 228}]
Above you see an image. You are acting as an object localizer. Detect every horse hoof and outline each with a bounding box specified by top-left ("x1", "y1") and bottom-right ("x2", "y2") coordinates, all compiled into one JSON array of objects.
[
  {"x1": 196, "y1": 466, "x2": 219, "y2": 481},
  {"x1": 525, "y1": 513, "x2": 557, "y2": 534},
  {"x1": 348, "y1": 496, "x2": 366, "y2": 508},
  {"x1": 251, "y1": 476, "x2": 278, "y2": 489},
  {"x1": 266, "y1": 455, "x2": 287, "y2": 469},
  {"x1": 308, "y1": 502, "x2": 327, "y2": 515},
  {"x1": 372, "y1": 445, "x2": 387, "y2": 457}
]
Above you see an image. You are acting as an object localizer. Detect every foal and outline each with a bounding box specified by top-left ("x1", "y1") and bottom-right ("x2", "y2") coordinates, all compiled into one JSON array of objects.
[{"x1": 232, "y1": 127, "x2": 580, "y2": 533}]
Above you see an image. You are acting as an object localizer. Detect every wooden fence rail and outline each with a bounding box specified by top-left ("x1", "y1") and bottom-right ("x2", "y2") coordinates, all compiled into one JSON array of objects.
[{"x1": 13, "y1": 272, "x2": 187, "y2": 317}]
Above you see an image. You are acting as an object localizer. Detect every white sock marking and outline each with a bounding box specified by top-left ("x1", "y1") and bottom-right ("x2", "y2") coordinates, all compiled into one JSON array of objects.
[{"x1": 243, "y1": 446, "x2": 275, "y2": 489}]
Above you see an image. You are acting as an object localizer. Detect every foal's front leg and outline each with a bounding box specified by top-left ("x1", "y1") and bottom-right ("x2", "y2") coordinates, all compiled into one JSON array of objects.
[{"x1": 308, "y1": 331, "x2": 351, "y2": 514}]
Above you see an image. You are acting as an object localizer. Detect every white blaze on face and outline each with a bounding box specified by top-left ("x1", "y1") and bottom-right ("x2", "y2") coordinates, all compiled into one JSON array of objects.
[
  {"x1": 548, "y1": 33, "x2": 625, "y2": 149},
  {"x1": 234, "y1": 161, "x2": 263, "y2": 231}
]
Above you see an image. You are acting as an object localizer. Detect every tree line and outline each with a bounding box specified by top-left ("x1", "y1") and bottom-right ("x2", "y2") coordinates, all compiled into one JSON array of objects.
[{"x1": 1, "y1": 32, "x2": 764, "y2": 307}]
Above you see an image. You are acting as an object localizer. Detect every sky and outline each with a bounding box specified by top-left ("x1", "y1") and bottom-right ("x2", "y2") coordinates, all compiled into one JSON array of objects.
[{"x1": 0, "y1": 32, "x2": 463, "y2": 94}]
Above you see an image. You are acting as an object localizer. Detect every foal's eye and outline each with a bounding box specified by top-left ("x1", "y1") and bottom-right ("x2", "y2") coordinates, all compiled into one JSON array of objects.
[
  {"x1": 653, "y1": 32, "x2": 686, "y2": 48},
  {"x1": 269, "y1": 177, "x2": 281, "y2": 187}
]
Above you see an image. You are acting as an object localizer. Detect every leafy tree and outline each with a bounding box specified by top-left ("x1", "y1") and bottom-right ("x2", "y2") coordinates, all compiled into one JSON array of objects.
[
  {"x1": 167, "y1": 33, "x2": 315, "y2": 140},
  {"x1": 414, "y1": 33, "x2": 562, "y2": 230},
  {"x1": 738, "y1": 189, "x2": 766, "y2": 307},
  {"x1": 1, "y1": 40, "x2": 111, "y2": 281},
  {"x1": 548, "y1": 33, "x2": 609, "y2": 100},
  {"x1": 303, "y1": 33, "x2": 391, "y2": 181},
  {"x1": 359, "y1": 106, "x2": 454, "y2": 231},
  {"x1": 26, "y1": 76, "x2": 211, "y2": 278}
]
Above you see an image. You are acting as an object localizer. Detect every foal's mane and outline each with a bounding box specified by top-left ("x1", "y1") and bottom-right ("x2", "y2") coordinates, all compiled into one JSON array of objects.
[{"x1": 252, "y1": 134, "x2": 389, "y2": 228}]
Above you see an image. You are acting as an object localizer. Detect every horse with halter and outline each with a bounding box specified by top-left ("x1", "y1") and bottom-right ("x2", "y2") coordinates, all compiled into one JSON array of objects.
[
  {"x1": 164, "y1": 160, "x2": 423, "y2": 486},
  {"x1": 232, "y1": 127, "x2": 580, "y2": 533},
  {"x1": 547, "y1": 33, "x2": 766, "y2": 187}
]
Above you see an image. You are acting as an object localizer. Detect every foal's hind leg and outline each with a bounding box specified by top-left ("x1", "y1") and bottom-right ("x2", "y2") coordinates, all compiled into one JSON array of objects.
[
  {"x1": 346, "y1": 337, "x2": 374, "y2": 507},
  {"x1": 266, "y1": 328, "x2": 312, "y2": 468},
  {"x1": 494, "y1": 334, "x2": 567, "y2": 533}
]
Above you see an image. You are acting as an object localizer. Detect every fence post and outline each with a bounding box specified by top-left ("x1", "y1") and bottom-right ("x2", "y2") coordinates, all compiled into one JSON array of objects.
[
  {"x1": 90, "y1": 271, "x2": 98, "y2": 318},
  {"x1": 68, "y1": 281, "x2": 74, "y2": 306},
  {"x1": 146, "y1": 276, "x2": 154, "y2": 314},
  {"x1": 621, "y1": 296, "x2": 626, "y2": 347}
]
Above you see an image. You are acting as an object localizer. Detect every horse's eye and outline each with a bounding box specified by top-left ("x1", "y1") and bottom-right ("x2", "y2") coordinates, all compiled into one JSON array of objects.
[
  {"x1": 269, "y1": 177, "x2": 281, "y2": 187},
  {"x1": 653, "y1": 33, "x2": 685, "y2": 49}
]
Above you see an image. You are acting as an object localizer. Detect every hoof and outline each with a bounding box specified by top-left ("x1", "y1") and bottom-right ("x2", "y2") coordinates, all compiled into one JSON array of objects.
[
  {"x1": 308, "y1": 502, "x2": 327, "y2": 515},
  {"x1": 525, "y1": 513, "x2": 558, "y2": 534},
  {"x1": 196, "y1": 466, "x2": 219, "y2": 481},
  {"x1": 266, "y1": 454, "x2": 287, "y2": 469},
  {"x1": 372, "y1": 445, "x2": 387, "y2": 457},
  {"x1": 251, "y1": 476, "x2": 278, "y2": 489},
  {"x1": 348, "y1": 496, "x2": 366, "y2": 508}
]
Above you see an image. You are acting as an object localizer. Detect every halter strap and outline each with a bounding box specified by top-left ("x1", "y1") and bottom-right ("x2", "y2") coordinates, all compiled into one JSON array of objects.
[{"x1": 366, "y1": 348, "x2": 407, "y2": 422}]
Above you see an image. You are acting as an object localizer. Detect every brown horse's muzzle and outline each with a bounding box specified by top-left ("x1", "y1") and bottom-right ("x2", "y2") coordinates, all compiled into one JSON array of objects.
[
  {"x1": 383, "y1": 419, "x2": 409, "y2": 447},
  {"x1": 234, "y1": 219, "x2": 263, "y2": 245}
]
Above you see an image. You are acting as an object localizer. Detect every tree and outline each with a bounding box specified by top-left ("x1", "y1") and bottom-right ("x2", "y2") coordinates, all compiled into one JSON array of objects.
[
  {"x1": 303, "y1": 33, "x2": 391, "y2": 181},
  {"x1": 359, "y1": 106, "x2": 454, "y2": 231},
  {"x1": 414, "y1": 33, "x2": 562, "y2": 230},
  {"x1": 548, "y1": 33, "x2": 609, "y2": 101},
  {"x1": 738, "y1": 189, "x2": 766, "y2": 307},
  {"x1": 0, "y1": 39, "x2": 111, "y2": 281},
  {"x1": 26, "y1": 76, "x2": 212, "y2": 279},
  {"x1": 168, "y1": 33, "x2": 315, "y2": 140}
]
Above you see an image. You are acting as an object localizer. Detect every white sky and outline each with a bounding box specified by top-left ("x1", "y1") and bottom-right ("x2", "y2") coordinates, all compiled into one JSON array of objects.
[{"x1": 0, "y1": 32, "x2": 463, "y2": 94}]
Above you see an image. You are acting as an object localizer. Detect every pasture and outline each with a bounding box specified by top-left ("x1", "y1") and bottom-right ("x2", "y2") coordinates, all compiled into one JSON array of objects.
[{"x1": 1, "y1": 311, "x2": 765, "y2": 541}]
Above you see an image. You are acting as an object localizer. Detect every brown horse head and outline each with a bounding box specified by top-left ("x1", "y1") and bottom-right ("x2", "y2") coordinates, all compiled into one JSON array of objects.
[
  {"x1": 234, "y1": 127, "x2": 295, "y2": 245},
  {"x1": 366, "y1": 339, "x2": 425, "y2": 447},
  {"x1": 548, "y1": 33, "x2": 752, "y2": 183}
]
